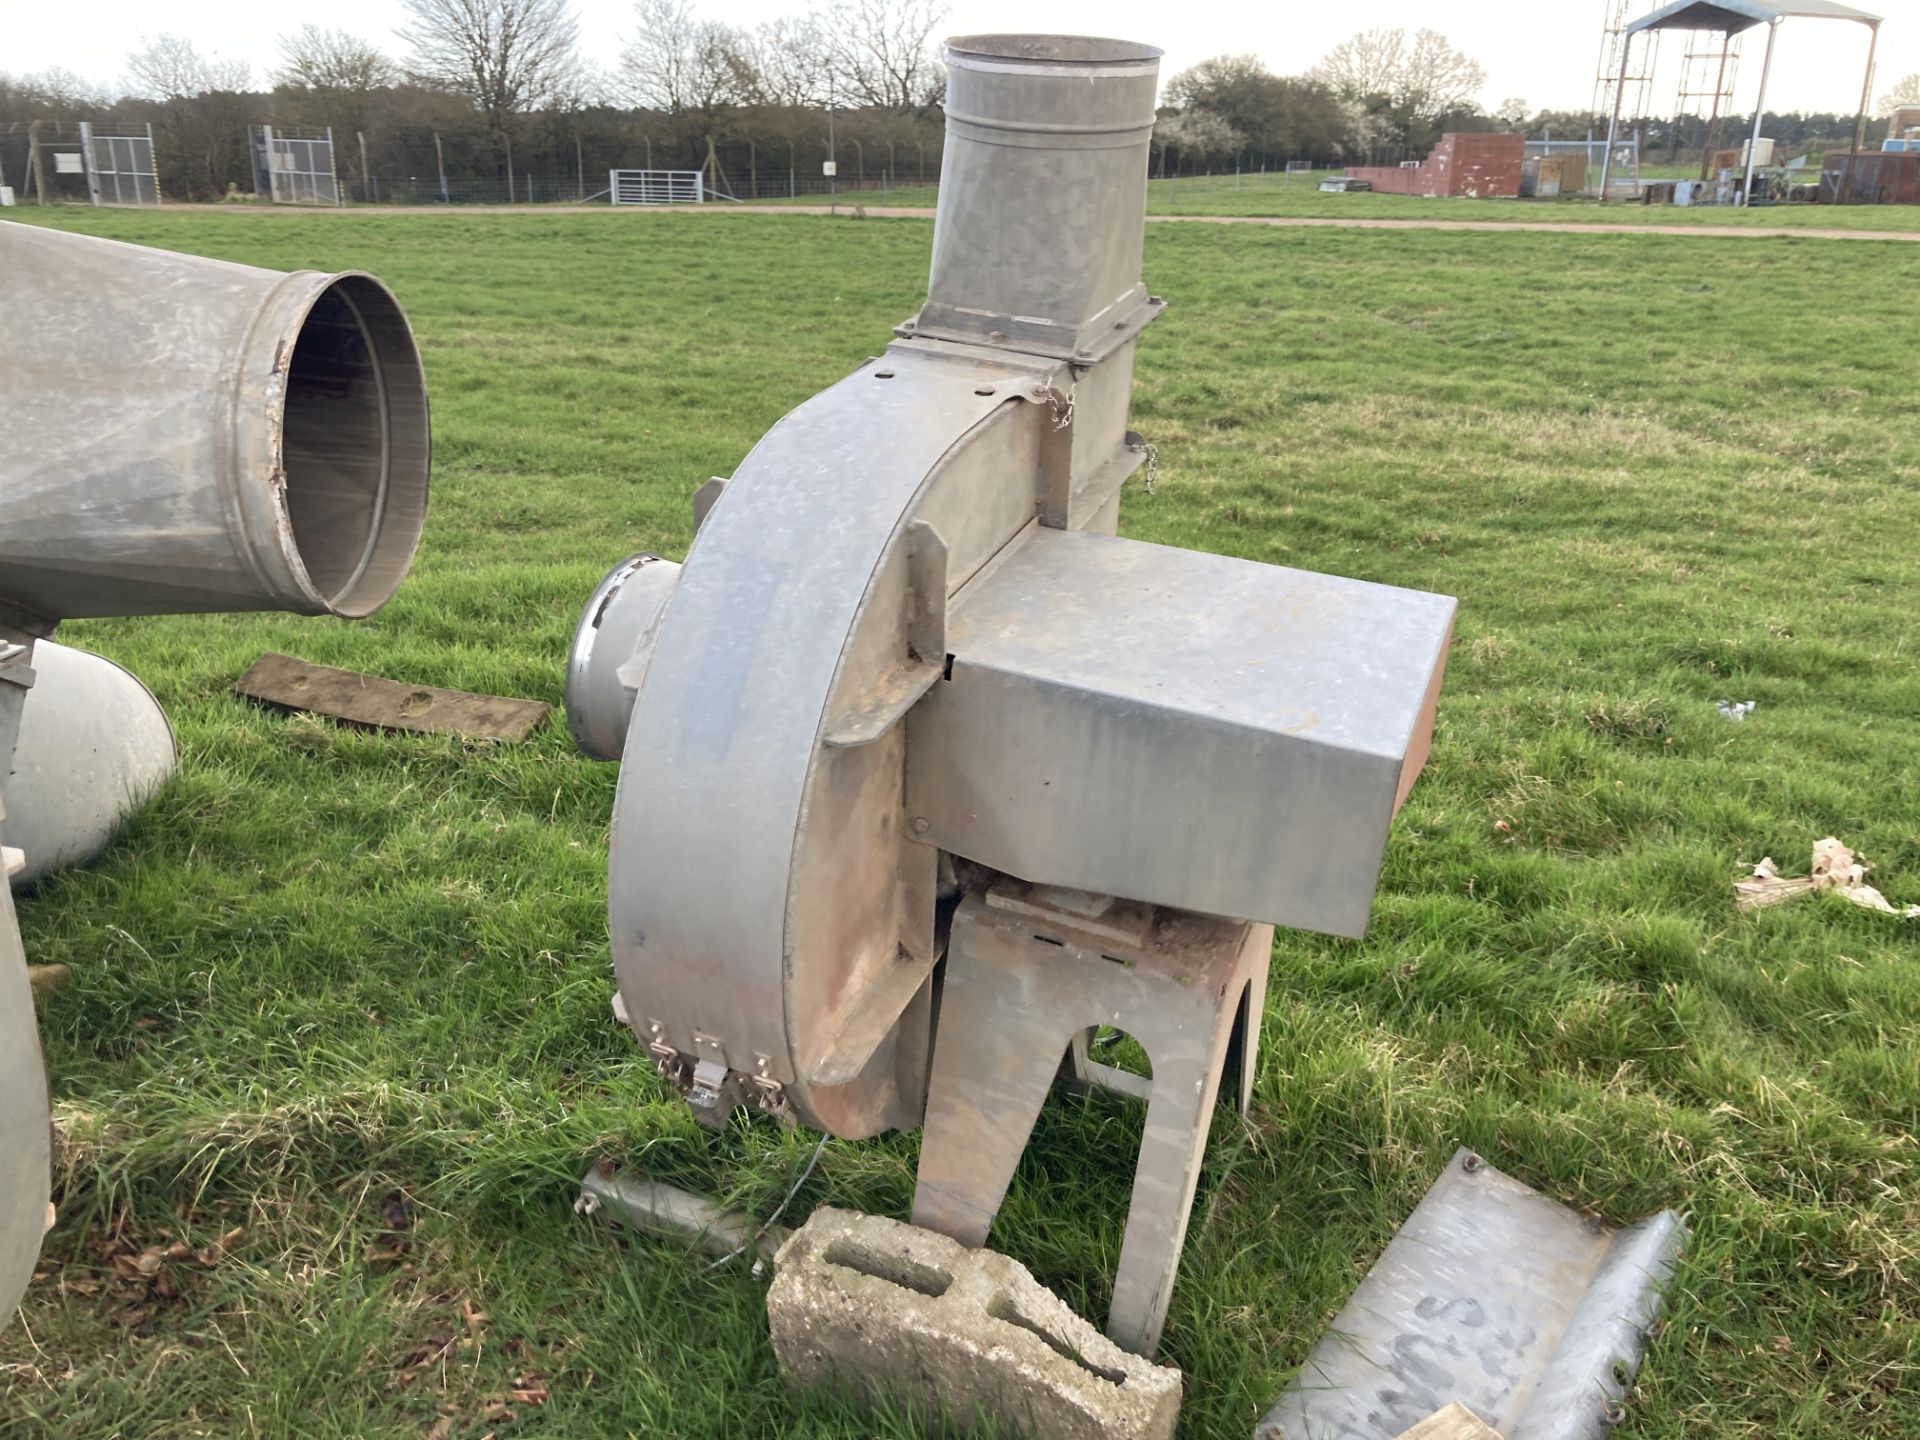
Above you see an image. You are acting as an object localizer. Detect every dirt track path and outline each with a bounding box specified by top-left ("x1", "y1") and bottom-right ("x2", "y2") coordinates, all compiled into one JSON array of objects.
[{"x1": 159, "y1": 200, "x2": 1920, "y2": 242}]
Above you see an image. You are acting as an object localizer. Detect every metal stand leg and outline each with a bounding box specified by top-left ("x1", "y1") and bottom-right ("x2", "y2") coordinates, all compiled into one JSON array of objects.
[{"x1": 911, "y1": 880, "x2": 1271, "y2": 1356}]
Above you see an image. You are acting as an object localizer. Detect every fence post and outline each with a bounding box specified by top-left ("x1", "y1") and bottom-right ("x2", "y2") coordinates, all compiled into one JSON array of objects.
[
  {"x1": 434, "y1": 131, "x2": 447, "y2": 203},
  {"x1": 28, "y1": 120, "x2": 46, "y2": 204}
]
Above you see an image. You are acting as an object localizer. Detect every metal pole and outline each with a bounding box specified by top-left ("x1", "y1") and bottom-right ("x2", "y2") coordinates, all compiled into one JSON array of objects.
[
  {"x1": 78, "y1": 121, "x2": 100, "y2": 206},
  {"x1": 828, "y1": 82, "x2": 837, "y2": 214},
  {"x1": 1841, "y1": 20, "x2": 1881, "y2": 205},
  {"x1": 1599, "y1": 29, "x2": 1632, "y2": 202},
  {"x1": 576, "y1": 133, "x2": 584, "y2": 202},
  {"x1": 358, "y1": 131, "x2": 371, "y2": 205},
  {"x1": 433, "y1": 131, "x2": 446, "y2": 204},
  {"x1": 1739, "y1": 20, "x2": 1778, "y2": 206},
  {"x1": 27, "y1": 120, "x2": 46, "y2": 204}
]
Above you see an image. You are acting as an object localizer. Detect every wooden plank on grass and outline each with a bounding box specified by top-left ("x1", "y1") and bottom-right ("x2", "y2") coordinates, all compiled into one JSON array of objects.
[{"x1": 236, "y1": 653, "x2": 550, "y2": 743}]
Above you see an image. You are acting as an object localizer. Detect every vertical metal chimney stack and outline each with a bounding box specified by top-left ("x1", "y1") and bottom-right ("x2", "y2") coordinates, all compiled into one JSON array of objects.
[{"x1": 911, "y1": 35, "x2": 1164, "y2": 362}]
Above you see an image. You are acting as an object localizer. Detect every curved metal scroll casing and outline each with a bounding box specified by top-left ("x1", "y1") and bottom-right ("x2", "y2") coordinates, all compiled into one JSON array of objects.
[{"x1": 609, "y1": 347, "x2": 1053, "y2": 1137}]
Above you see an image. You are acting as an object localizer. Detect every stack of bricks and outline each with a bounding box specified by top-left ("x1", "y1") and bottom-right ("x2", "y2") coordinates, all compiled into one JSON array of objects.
[{"x1": 1344, "y1": 133, "x2": 1525, "y2": 199}]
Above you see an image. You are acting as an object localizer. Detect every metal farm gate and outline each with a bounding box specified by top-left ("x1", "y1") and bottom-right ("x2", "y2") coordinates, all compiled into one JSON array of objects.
[
  {"x1": 251, "y1": 126, "x2": 341, "y2": 205},
  {"x1": 609, "y1": 170, "x2": 704, "y2": 205},
  {"x1": 79, "y1": 123, "x2": 160, "y2": 206}
]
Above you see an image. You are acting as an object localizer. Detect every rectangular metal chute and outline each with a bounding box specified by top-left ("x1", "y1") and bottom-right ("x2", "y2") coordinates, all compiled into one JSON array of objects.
[{"x1": 906, "y1": 528, "x2": 1454, "y2": 934}]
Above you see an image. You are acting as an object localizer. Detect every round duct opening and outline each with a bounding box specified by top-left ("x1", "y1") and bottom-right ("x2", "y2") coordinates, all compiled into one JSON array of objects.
[
  {"x1": 280, "y1": 274, "x2": 430, "y2": 617},
  {"x1": 946, "y1": 35, "x2": 1162, "y2": 65}
]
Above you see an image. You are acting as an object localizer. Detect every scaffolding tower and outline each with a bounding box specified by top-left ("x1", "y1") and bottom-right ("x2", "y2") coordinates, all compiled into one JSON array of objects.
[
  {"x1": 1673, "y1": 37, "x2": 1742, "y2": 179},
  {"x1": 1592, "y1": 0, "x2": 1657, "y2": 196},
  {"x1": 1593, "y1": 0, "x2": 1660, "y2": 131}
]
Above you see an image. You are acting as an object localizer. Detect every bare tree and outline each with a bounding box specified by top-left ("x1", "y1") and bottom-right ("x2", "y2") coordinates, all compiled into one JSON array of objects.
[
  {"x1": 1493, "y1": 97, "x2": 1528, "y2": 130},
  {"x1": 1397, "y1": 30, "x2": 1486, "y2": 121},
  {"x1": 1313, "y1": 28, "x2": 1484, "y2": 123},
  {"x1": 125, "y1": 34, "x2": 251, "y2": 99},
  {"x1": 1311, "y1": 29, "x2": 1406, "y2": 103},
  {"x1": 819, "y1": 0, "x2": 946, "y2": 114},
  {"x1": 1880, "y1": 73, "x2": 1920, "y2": 114},
  {"x1": 398, "y1": 0, "x2": 581, "y2": 140},
  {"x1": 746, "y1": 15, "x2": 831, "y2": 109},
  {"x1": 8, "y1": 68, "x2": 113, "y2": 112},
  {"x1": 123, "y1": 36, "x2": 253, "y2": 201},
  {"x1": 622, "y1": 0, "x2": 752, "y2": 117},
  {"x1": 276, "y1": 28, "x2": 398, "y2": 146},
  {"x1": 279, "y1": 27, "x2": 398, "y2": 93}
]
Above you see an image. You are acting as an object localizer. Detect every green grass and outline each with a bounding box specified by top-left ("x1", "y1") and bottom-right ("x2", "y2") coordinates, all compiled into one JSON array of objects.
[
  {"x1": 3, "y1": 206, "x2": 1919, "y2": 1438},
  {"x1": 750, "y1": 171, "x2": 1920, "y2": 230}
]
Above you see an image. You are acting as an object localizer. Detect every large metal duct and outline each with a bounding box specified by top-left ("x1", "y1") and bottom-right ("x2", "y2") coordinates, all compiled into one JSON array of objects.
[
  {"x1": 570, "y1": 33, "x2": 1455, "y2": 1356},
  {"x1": 0, "y1": 223, "x2": 430, "y2": 627},
  {"x1": 0, "y1": 221, "x2": 432, "y2": 1329}
]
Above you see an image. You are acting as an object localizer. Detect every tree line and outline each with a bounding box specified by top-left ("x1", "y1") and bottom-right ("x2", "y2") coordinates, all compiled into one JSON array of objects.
[
  {"x1": 0, "y1": 0, "x2": 950, "y2": 202},
  {"x1": 0, "y1": 7, "x2": 1901, "y2": 205}
]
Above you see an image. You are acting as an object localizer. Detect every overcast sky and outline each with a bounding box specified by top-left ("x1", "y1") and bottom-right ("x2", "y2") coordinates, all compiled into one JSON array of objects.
[{"x1": 8, "y1": 0, "x2": 1913, "y2": 119}]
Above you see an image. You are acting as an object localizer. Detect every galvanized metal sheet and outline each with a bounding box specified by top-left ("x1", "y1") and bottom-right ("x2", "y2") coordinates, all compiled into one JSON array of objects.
[
  {"x1": 1256, "y1": 1149, "x2": 1685, "y2": 1440},
  {"x1": 914, "y1": 36, "x2": 1164, "y2": 361},
  {"x1": 908, "y1": 528, "x2": 1455, "y2": 935}
]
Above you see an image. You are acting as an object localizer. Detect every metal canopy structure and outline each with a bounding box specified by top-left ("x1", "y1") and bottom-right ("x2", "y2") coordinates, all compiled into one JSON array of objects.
[
  {"x1": 1602, "y1": 0, "x2": 1883, "y2": 203},
  {"x1": 1626, "y1": 0, "x2": 1878, "y2": 30}
]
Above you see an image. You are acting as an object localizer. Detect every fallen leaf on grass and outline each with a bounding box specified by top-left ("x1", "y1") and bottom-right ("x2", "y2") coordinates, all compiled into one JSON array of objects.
[
  {"x1": 195, "y1": 1226, "x2": 245, "y2": 1265},
  {"x1": 424, "y1": 1417, "x2": 453, "y2": 1440}
]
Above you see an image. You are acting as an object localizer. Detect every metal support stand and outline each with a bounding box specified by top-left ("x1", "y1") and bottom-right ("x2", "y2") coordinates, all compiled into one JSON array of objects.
[{"x1": 911, "y1": 880, "x2": 1270, "y2": 1357}]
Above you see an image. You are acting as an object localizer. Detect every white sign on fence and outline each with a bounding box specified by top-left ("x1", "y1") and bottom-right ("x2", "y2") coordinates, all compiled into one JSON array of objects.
[
  {"x1": 822, "y1": 161, "x2": 837, "y2": 177},
  {"x1": 54, "y1": 153, "x2": 84, "y2": 174}
]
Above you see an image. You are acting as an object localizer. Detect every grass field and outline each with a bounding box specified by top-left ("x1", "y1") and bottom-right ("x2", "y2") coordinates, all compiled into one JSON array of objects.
[
  {"x1": 745, "y1": 171, "x2": 1920, "y2": 230},
  {"x1": 3, "y1": 206, "x2": 1919, "y2": 1439}
]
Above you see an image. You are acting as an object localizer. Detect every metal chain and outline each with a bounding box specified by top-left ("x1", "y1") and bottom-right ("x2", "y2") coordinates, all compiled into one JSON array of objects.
[{"x1": 1134, "y1": 440, "x2": 1159, "y2": 496}]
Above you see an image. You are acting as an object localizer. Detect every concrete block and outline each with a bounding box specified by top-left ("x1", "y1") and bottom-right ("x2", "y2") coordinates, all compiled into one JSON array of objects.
[{"x1": 768, "y1": 1207, "x2": 1181, "y2": 1439}]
